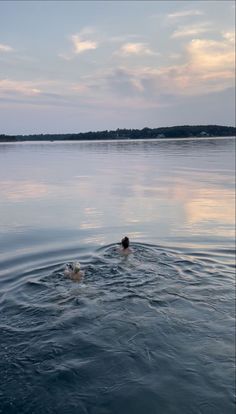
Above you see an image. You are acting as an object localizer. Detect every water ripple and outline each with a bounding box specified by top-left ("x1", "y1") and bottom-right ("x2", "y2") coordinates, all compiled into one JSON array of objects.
[{"x1": 0, "y1": 242, "x2": 234, "y2": 414}]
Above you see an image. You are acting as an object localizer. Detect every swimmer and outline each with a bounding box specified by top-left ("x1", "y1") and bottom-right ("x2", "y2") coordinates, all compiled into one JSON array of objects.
[
  {"x1": 64, "y1": 261, "x2": 84, "y2": 281},
  {"x1": 119, "y1": 236, "x2": 132, "y2": 256}
]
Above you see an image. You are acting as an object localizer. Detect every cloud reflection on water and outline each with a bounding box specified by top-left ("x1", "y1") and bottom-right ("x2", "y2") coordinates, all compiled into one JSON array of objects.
[
  {"x1": 0, "y1": 139, "x2": 234, "y2": 246},
  {"x1": 0, "y1": 180, "x2": 49, "y2": 201},
  {"x1": 0, "y1": 173, "x2": 234, "y2": 239}
]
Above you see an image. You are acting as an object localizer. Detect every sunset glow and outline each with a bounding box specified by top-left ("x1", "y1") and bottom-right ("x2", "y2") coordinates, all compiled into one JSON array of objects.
[{"x1": 0, "y1": 1, "x2": 235, "y2": 134}]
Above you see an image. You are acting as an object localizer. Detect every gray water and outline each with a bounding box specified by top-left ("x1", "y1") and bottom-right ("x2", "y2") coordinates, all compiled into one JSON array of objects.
[{"x1": 0, "y1": 137, "x2": 235, "y2": 413}]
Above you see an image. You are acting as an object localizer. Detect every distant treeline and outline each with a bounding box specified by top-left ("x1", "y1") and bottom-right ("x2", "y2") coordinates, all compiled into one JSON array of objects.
[{"x1": 0, "y1": 125, "x2": 235, "y2": 142}]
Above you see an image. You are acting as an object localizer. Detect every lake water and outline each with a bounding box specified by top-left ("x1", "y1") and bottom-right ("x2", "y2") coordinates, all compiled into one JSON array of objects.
[{"x1": 0, "y1": 137, "x2": 235, "y2": 414}]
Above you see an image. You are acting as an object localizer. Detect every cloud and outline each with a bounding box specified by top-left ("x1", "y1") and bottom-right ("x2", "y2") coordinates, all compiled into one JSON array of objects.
[
  {"x1": 59, "y1": 28, "x2": 98, "y2": 59},
  {"x1": 117, "y1": 42, "x2": 156, "y2": 56},
  {"x1": 68, "y1": 29, "x2": 234, "y2": 108},
  {"x1": 104, "y1": 31, "x2": 235, "y2": 98},
  {"x1": 0, "y1": 79, "x2": 41, "y2": 96},
  {"x1": 169, "y1": 33, "x2": 235, "y2": 94},
  {"x1": 187, "y1": 34, "x2": 235, "y2": 73},
  {"x1": 0, "y1": 43, "x2": 14, "y2": 52},
  {"x1": 1, "y1": 31, "x2": 234, "y2": 114},
  {"x1": 71, "y1": 34, "x2": 97, "y2": 54},
  {"x1": 167, "y1": 9, "x2": 204, "y2": 20},
  {"x1": 171, "y1": 22, "x2": 213, "y2": 38},
  {"x1": 223, "y1": 31, "x2": 235, "y2": 43}
]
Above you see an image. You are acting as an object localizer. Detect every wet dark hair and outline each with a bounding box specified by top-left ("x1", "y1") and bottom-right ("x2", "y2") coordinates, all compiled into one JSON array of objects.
[{"x1": 121, "y1": 236, "x2": 129, "y2": 249}]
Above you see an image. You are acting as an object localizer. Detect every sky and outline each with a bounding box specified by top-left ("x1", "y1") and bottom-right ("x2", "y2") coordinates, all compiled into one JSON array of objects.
[{"x1": 0, "y1": 0, "x2": 235, "y2": 135}]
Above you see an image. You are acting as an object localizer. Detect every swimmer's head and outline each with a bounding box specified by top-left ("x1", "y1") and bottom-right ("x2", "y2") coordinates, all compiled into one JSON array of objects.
[
  {"x1": 73, "y1": 261, "x2": 81, "y2": 273},
  {"x1": 121, "y1": 236, "x2": 129, "y2": 249}
]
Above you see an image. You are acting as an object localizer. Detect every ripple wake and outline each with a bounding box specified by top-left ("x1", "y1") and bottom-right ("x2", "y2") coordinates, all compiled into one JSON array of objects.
[{"x1": 0, "y1": 243, "x2": 234, "y2": 414}]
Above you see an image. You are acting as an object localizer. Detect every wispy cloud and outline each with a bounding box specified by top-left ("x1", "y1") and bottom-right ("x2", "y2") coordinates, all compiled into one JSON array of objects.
[
  {"x1": 167, "y1": 9, "x2": 204, "y2": 20},
  {"x1": 0, "y1": 79, "x2": 41, "y2": 96},
  {"x1": 116, "y1": 42, "x2": 156, "y2": 56},
  {"x1": 171, "y1": 22, "x2": 213, "y2": 38},
  {"x1": 0, "y1": 43, "x2": 14, "y2": 52}
]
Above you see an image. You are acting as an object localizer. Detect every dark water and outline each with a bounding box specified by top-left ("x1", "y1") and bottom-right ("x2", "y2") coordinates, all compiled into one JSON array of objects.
[{"x1": 0, "y1": 138, "x2": 235, "y2": 413}]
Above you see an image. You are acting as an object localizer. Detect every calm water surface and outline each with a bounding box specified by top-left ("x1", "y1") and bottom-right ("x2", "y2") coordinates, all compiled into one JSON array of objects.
[{"x1": 0, "y1": 138, "x2": 235, "y2": 413}]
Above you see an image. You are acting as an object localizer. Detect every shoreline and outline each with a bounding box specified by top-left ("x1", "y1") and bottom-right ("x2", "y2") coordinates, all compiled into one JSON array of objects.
[{"x1": 0, "y1": 135, "x2": 235, "y2": 144}]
